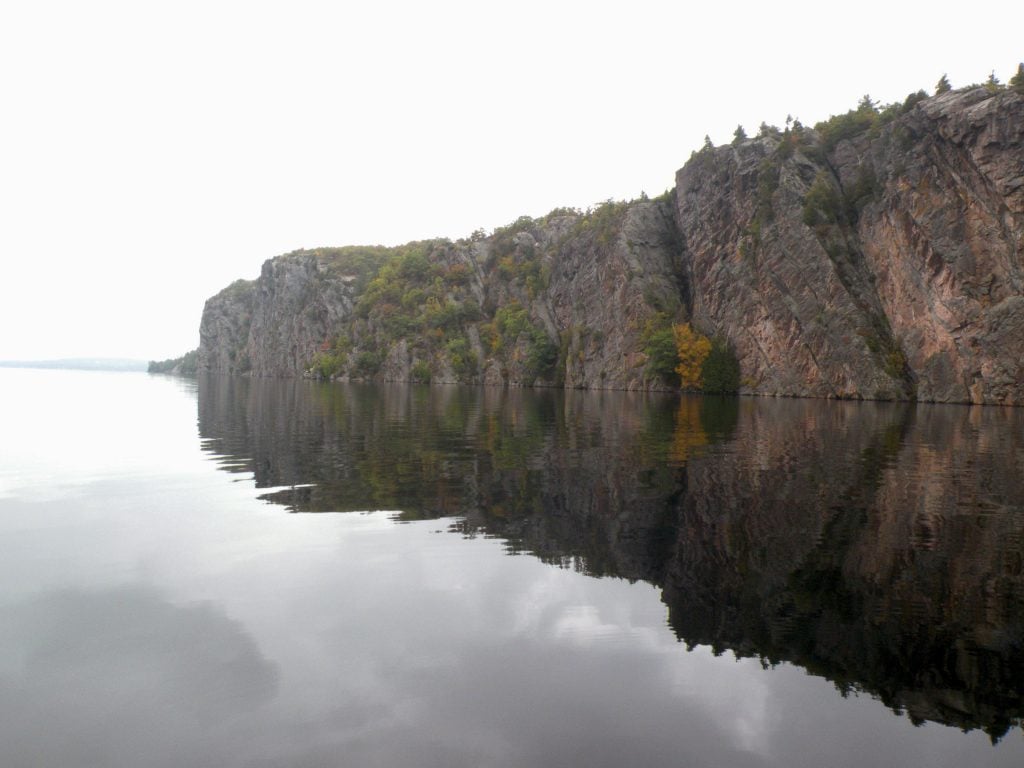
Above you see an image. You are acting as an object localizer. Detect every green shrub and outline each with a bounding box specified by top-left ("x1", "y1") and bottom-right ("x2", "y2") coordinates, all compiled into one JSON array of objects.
[
  {"x1": 641, "y1": 315, "x2": 679, "y2": 383},
  {"x1": 802, "y1": 172, "x2": 844, "y2": 228},
  {"x1": 310, "y1": 351, "x2": 346, "y2": 379},
  {"x1": 490, "y1": 216, "x2": 536, "y2": 260},
  {"x1": 845, "y1": 165, "x2": 881, "y2": 221},
  {"x1": 493, "y1": 302, "x2": 530, "y2": 349},
  {"x1": 420, "y1": 299, "x2": 462, "y2": 331},
  {"x1": 397, "y1": 251, "x2": 433, "y2": 281},
  {"x1": 353, "y1": 350, "x2": 382, "y2": 377},
  {"x1": 571, "y1": 199, "x2": 629, "y2": 248},
  {"x1": 700, "y1": 339, "x2": 740, "y2": 393},
  {"x1": 814, "y1": 100, "x2": 879, "y2": 153},
  {"x1": 382, "y1": 310, "x2": 417, "y2": 339},
  {"x1": 776, "y1": 130, "x2": 796, "y2": 159},
  {"x1": 410, "y1": 361, "x2": 431, "y2": 383},
  {"x1": 445, "y1": 336, "x2": 478, "y2": 379},
  {"x1": 525, "y1": 329, "x2": 559, "y2": 381},
  {"x1": 884, "y1": 348, "x2": 906, "y2": 379}
]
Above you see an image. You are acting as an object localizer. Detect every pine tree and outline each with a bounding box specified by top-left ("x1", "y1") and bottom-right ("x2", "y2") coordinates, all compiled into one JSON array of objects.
[
  {"x1": 985, "y1": 70, "x2": 1002, "y2": 92},
  {"x1": 935, "y1": 74, "x2": 952, "y2": 94},
  {"x1": 700, "y1": 339, "x2": 740, "y2": 393},
  {"x1": 732, "y1": 125, "x2": 747, "y2": 145},
  {"x1": 1010, "y1": 63, "x2": 1024, "y2": 92}
]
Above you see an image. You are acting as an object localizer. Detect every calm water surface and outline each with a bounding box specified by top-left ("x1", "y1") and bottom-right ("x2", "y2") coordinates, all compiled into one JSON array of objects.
[{"x1": 2, "y1": 368, "x2": 1023, "y2": 767}]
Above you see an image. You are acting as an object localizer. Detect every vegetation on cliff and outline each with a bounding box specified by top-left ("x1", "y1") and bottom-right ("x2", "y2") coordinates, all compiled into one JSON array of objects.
[
  {"x1": 252, "y1": 198, "x2": 680, "y2": 390},
  {"x1": 199, "y1": 71, "x2": 1024, "y2": 404},
  {"x1": 148, "y1": 349, "x2": 198, "y2": 375}
]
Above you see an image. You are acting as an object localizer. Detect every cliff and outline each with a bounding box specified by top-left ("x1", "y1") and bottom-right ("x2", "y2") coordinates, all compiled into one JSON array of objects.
[{"x1": 199, "y1": 86, "x2": 1024, "y2": 404}]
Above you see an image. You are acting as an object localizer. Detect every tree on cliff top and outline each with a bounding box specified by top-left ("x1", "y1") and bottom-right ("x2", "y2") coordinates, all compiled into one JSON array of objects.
[
  {"x1": 935, "y1": 74, "x2": 951, "y2": 94},
  {"x1": 1011, "y1": 63, "x2": 1024, "y2": 92}
]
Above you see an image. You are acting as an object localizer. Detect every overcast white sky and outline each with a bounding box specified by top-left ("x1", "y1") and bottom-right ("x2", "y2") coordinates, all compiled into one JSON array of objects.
[{"x1": 1, "y1": 0, "x2": 1021, "y2": 361}]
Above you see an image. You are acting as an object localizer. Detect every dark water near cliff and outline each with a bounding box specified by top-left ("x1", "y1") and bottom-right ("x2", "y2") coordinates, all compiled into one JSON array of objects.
[{"x1": 2, "y1": 369, "x2": 1024, "y2": 767}]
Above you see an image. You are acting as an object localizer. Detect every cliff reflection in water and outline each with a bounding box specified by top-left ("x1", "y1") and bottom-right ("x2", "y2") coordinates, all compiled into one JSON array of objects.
[{"x1": 198, "y1": 376, "x2": 1024, "y2": 742}]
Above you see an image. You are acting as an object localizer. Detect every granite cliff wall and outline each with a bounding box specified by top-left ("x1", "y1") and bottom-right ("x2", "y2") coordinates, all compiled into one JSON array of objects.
[{"x1": 199, "y1": 86, "x2": 1024, "y2": 404}]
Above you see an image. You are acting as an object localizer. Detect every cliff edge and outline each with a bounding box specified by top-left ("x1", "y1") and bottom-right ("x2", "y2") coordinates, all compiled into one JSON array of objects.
[{"x1": 199, "y1": 86, "x2": 1024, "y2": 404}]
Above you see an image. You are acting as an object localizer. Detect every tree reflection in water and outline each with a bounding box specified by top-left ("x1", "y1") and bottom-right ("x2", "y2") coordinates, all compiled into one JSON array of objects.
[{"x1": 199, "y1": 376, "x2": 1024, "y2": 742}]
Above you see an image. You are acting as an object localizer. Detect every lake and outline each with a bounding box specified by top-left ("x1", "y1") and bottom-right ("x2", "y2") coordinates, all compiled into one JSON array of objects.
[{"x1": 1, "y1": 368, "x2": 1023, "y2": 767}]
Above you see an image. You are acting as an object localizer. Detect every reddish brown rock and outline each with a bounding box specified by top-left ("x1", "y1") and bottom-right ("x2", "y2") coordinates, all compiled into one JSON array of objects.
[{"x1": 198, "y1": 88, "x2": 1024, "y2": 403}]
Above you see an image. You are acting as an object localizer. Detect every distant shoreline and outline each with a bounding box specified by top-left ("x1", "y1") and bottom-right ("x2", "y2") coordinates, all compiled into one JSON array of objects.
[{"x1": 0, "y1": 358, "x2": 148, "y2": 372}]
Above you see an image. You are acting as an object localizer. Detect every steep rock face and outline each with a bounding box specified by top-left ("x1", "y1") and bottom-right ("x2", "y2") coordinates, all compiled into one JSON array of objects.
[
  {"x1": 245, "y1": 254, "x2": 359, "y2": 377},
  {"x1": 851, "y1": 89, "x2": 1024, "y2": 403},
  {"x1": 198, "y1": 255, "x2": 363, "y2": 377},
  {"x1": 675, "y1": 87, "x2": 1023, "y2": 403},
  {"x1": 198, "y1": 279, "x2": 255, "y2": 374},
  {"x1": 676, "y1": 139, "x2": 908, "y2": 400},
  {"x1": 199, "y1": 87, "x2": 1024, "y2": 402},
  {"x1": 199, "y1": 200, "x2": 685, "y2": 390},
  {"x1": 545, "y1": 201, "x2": 683, "y2": 389}
]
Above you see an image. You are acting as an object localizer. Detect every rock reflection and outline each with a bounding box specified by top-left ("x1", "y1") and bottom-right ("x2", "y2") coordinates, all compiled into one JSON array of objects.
[{"x1": 198, "y1": 375, "x2": 1024, "y2": 740}]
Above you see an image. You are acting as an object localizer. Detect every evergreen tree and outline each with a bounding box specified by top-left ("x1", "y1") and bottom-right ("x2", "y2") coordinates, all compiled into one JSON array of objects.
[
  {"x1": 935, "y1": 74, "x2": 952, "y2": 94},
  {"x1": 857, "y1": 94, "x2": 876, "y2": 112},
  {"x1": 702, "y1": 134, "x2": 714, "y2": 152},
  {"x1": 700, "y1": 339, "x2": 740, "y2": 393},
  {"x1": 985, "y1": 70, "x2": 1002, "y2": 92},
  {"x1": 732, "y1": 125, "x2": 747, "y2": 145},
  {"x1": 1009, "y1": 63, "x2": 1024, "y2": 92}
]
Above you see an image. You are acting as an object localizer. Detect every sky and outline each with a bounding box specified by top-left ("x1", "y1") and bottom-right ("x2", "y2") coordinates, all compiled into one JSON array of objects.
[{"x1": 1, "y1": 0, "x2": 1021, "y2": 361}]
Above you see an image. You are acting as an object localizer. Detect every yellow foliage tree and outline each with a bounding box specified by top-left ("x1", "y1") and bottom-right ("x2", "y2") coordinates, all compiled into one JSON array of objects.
[{"x1": 673, "y1": 323, "x2": 712, "y2": 389}]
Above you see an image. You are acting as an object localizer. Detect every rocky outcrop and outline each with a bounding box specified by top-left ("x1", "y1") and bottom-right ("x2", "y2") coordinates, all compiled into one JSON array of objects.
[
  {"x1": 198, "y1": 279, "x2": 256, "y2": 374},
  {"x1": 855, "y1": 89, "x2": 1024, "y2": 403},
  {"x1": 677, "y1": 137, "x2": 909, "y2": 400},
  {"x1": 678, "y1": 87, "x2": 1023, "y2": 404},
  {"x1": 244, "y1": 254, "x2": 360, "y2": 377},
  {"x1": 199, "y1": 200, "x2": 685, "y2": 390},
  {"x1": 199, "y1": 87, "x2": 1024, "y2": 404}
]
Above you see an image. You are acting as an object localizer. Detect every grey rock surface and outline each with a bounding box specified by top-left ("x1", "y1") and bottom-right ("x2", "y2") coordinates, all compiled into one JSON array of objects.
[{"x1": 198, "y1": 87, "x2": 1024, "y2": 403}]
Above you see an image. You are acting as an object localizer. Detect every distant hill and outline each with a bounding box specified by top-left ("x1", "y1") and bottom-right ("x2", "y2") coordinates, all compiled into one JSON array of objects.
[{"x1": 0, "y1": 358, "x2": 148, "y2": 372}]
